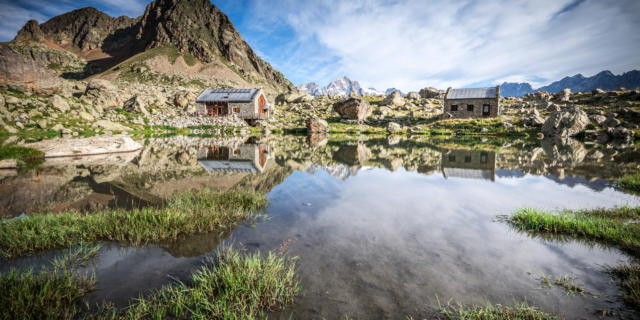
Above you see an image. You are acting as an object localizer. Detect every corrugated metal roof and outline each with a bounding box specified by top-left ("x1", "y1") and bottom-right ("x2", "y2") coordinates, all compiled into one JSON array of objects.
[
  {"x1": 198, "y1": 160, "x2": 257, "y2": 173},
  {"x1": 196, "y1": 89, "x2": 259, "y2": 102},
  {"x1": 446, "y1": 87, "x2": 497, "y2": 99},
  {"x1": 442, "y1": 168, "x2": 494, "y2": 180}
]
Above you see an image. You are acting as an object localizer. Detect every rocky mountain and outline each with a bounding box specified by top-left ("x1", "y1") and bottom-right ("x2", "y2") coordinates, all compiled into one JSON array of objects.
[
  {"x1": 298, "y1": 76, "x2": 390, "y2": 97},
  {"x1": 501, "y1": 70, "x2": 640, "y2": 97},
  {"x1": 5, "y1": 0, "x2": 294, "y2": 93}
]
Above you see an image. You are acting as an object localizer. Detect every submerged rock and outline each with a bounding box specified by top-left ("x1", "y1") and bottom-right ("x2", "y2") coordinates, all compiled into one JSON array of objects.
[{"x1": 23, "y1": 134, "x2": 142, "y2": 157}]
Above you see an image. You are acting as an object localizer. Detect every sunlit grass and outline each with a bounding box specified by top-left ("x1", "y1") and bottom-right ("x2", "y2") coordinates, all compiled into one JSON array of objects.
[
  {"x1": 96, "y1": 247, "x2": 300, "y2": 319},
  {"x1": 618, "y1": 172, "x2": 640, "y2": 193},
  {"x1": 437, "y1": 300, "x2": 558, "y2": 320},
  {"x1": 0, "y1": 189, "x2": 268, "y2": 258}
]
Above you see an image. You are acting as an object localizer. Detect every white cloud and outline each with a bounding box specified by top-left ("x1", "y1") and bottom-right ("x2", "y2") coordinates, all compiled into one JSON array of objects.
[{"x1": 266, "y1": 0, "x2": 640, "y2": 91}]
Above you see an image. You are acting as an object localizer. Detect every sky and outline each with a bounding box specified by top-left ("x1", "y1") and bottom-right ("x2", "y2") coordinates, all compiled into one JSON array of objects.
[{"x1": 1, "y1": 0, "x2": 639, "y2": 91}]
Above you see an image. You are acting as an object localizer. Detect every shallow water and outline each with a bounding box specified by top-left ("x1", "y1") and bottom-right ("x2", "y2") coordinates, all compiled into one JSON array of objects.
[{"x1": 2, "y1": 135, "x2": 640, "y2": 318}]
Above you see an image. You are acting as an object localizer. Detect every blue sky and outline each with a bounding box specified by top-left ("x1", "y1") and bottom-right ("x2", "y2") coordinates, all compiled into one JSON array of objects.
[{"x1": 1, "y1": 0, "x2": 639, "y2": 91}]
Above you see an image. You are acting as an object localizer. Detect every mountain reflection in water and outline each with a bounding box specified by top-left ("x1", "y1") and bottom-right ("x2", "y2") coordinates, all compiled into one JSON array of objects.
[{"x1": 1, "y1": 135, "x2": 639, "y2": 318}]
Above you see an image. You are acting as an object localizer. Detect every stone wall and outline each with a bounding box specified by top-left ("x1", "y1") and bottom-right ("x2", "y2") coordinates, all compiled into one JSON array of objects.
[{"x1": 443, "y1": 97, "x2": 499, "y2": 118}]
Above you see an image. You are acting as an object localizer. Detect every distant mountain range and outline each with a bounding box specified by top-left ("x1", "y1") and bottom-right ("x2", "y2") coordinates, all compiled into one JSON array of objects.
[
  {"x1": 501, "y1": 70, "x2": 640, "y2": 97},
  {"x1": 298, "y1": 77, "x2": 402, "y2": 97}
]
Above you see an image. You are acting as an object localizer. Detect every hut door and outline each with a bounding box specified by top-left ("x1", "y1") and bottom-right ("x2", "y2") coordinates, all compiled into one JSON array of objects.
[
  {"x1": 258, "y1": 94, "x2": 267, "y2": 114},
  {"x1": 482, "y1": 104, "x2": 490, "y2": 117}
]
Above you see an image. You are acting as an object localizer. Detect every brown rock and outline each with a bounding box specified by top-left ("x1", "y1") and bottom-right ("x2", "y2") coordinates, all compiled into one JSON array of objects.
[
  {"x1": 0, "y1": 44, "x2": 61, "y2": 94},
  {"x1": 306, "y1": 117, "x2": 329, "y2": 134},
  {"x1": 332, "y1": 98, "x2": 372, "y2": 121}
]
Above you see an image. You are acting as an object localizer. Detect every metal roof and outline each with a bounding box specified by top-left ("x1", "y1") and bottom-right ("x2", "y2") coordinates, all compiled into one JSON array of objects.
[
  {"x1": 446, "y1": 87, "x2": 498, "y2": 99},
  {"x1": 442, "y1": 168, "x2": 494, "y2": 180},
  {"x1": 198, "y1": 160, "x2": 258, "y2": 173},
  {"x1": 196, "y1": 89, "x2": 259, "y2": 103}
]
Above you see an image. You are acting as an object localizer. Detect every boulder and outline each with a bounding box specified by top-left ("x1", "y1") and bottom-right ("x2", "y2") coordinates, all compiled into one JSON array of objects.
[
  {"x1": 387, "y1": 122, "x2": 402, "y2": 134},
  {"x1": 542, "y1": 105, "x2": 589, "y2": 138},
  {"x1": 332, "y1": 98, "x2": 372, "y2": 121},
  {"x1": 0, "y1": 44, "x2": 61, "y2": 94},
  {"x1": 306, "y1": 117, "x2": 329, "y2": 134},
  {"x1": 406, "y1": 92, "x2": 420, "y2": 100},
  {"x1": 384, "y1": 91, "x2": 405, "y2": 107},
  {"x1": 49, "y1": 95, "x2": 70, "y2": 113},
  {"x1": 174, "y1": 93, "x2": 188, "y2": 108},
  {"x1": 123, "y1": 95, "x2": 150, "y2": 116},
  {"x1": 36, "y1": 119, "x2": 47, "y2": 129},
  {"x1": 589, "y1": 115, "x2": 607, "y2": 125},
  {"x1": 85, "y1": 79, "x2": 116, "y2": 94},
  {"x1": 419, "y1": 87, "x2": 439, "y2": 99},
  {"x1": 0, "y1": 94, "x2": 4, "y2": 109},
  {"x1": 592, "y1": 88, "x2": 605, "y2": 95},
  {"x1": 78, "y1": 111, "x2": 94, "y2": 122},
  {"x1": 23, "y1": 134, "x2": 142, "y2": 157},
  {"x1": 604, "y1": 118, "x2": 621, "y2": 128},
  {"x1": 554, "y1": 88, "x2": 571, "y2": 102},
  {"x1": 608, "y1": 127, "x2": 634, "y2": 144}
]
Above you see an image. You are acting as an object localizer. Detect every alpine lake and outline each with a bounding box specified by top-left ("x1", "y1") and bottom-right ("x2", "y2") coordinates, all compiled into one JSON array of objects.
[{"x1": 1, "y1": 133, "x2": 639, "y2": 319}]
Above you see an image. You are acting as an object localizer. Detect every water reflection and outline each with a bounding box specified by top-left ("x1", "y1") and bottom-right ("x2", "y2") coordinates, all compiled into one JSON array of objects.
[
  {"x1": 1, "y1": 135, "x2": 639, "y2": 318},
  {"x1": 441, "y1": 149, "x2": 496, "y2": 181}
]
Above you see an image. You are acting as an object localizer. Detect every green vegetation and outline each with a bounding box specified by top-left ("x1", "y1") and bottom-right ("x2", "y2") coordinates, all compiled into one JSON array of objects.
[
  {"x1": 608, "y1": 264, "x2": 640, "y2": 309},
  {"x1": 438, "y1": 301, "x2": 558, "y2": 320},
  {"x1": 508, "y1": 207, "x2": 640, "y2": 256},
  {"x1": 0, "y1": 244, "x2": 99, "y2": 319},
  {"x1": 0, "y1": 144, "x2": 44, "y2": 169},
  {"x1": 618, "y1": 172, "x2": 640, "y2": 193},
  {"x1": 507, "y1": 206, "x2": 640, "y2": 309},
  {"x1": 98, "y1": 247, "x2": 300, "y2": 319},
  {"x1": 0, "y1": 189, "x2": 267, "y2": 259}
]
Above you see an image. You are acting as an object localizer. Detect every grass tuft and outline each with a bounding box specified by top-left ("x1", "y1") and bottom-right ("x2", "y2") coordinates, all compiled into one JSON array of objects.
[
  {"x1": 97, "y1": 247, "x2": 300, "y2": 319},
  {"x1": 508, "y1": 207, "x2": 640, "y2": 256},
  {"x1": 438, "y1": 300, "x2": 558, "y2": 320},
  {"x1": 0, "y1": 244, "x2": 99, "y2": 319},
  {"x1": 0, "y1": 190, "x2": 268, "y2": 259},
  {"x1": 618, "y1": 172, "x2": 640, "y2": 193}
]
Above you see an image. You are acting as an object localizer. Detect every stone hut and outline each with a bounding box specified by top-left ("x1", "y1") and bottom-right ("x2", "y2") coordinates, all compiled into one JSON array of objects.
[
  {"x1": 443, "y1": 86, "x2": 500, "y2": 118},
  {"x1": 441, "y1": 149, "x2": 496, "y2": 181},
  {"x1": 197, "y1": 143, "x2": 270, "y2": 174},
  {"x1": 195, "y1": 88, "x2": 269, "y2": 121}
]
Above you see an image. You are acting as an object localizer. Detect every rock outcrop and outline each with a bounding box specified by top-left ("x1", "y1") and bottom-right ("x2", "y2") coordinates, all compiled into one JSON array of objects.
[
  {"x1": 384, "y1": 91, "x2": 405, "y2": 107},
  {"x1": 0, "y1": 44, "x2": 61, "y2": 94},
  {"x1": 306, "y1": 117, "x2": 329, "y2": 134},
  {"x1": 542, "y1": 105, "x2": 589, "y2": 138},
  {"x1": 419, "y1": 87, "x2": 439, "y2": 99},
  {"x1": 332, "y1": 98, "x2": 372, "y2": 121}
]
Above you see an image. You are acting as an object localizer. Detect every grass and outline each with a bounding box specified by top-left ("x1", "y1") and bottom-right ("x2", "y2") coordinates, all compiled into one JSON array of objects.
[
  {"x1": 618, "y1": 172, "x2": 640, "y2": 193},
  {"x1": 609, "y1": 264, "x2": 640, "y2": 309},
  {"x1": 0, "y1": 189, "x2": 268, "y2": 259},
  {"x1": 0, "y1": 244, "x2": 100, "y2": 319},
  {"x1": 437, "y1": 300, "x2": 558, "y2": 320},
  {"x1": 508, "y1": 207, "x2": 640, "y2": 256},
  {"x1": 97, "y1": 247, "x2": 300, "y2": 319},
  {"x1": 0, "y1": 144, "x2": 44, "y2": 169},
  {"x1": 506, "y1": 206, "x2": 640, "y2": 309}
]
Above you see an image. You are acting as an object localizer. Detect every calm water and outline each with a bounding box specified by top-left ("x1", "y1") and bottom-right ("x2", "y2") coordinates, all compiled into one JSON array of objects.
[{"x1": 2, "y1": 135, "x2": 639, "y2": 319}]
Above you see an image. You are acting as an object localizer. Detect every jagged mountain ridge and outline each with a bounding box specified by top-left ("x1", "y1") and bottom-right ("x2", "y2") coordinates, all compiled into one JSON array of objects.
[
  {"x1": 7, "y1": 0, "x2": 294, "y2": 92},
  {"x1": 298, "y1": 76, "x2": 394, "y2": 97},
  {"x1": 501, "y1": 70, "x2": 640, "y2": 97}
]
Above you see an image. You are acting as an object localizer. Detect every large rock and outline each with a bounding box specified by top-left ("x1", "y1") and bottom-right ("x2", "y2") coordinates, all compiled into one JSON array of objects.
[
  {"x1": 306, "y1": 117, "x2": 329, "y2": 134},
  {"x1": 0, "y1": 44, "x2": 61, "y2": 94},
  {"x1": 23, "y1": 134, "x2": 142, "y2": 157},
  {"x1": 384, "y1": 91, "x2": 405, "y2": 107},
  {"x1": 332, "y1": 98, "x2": 372, "y2": 121},
  {"x1": 123, "y1": 95, "x2": 150, "y2": 116},
  {"x1": 406, "y1": 92, "x2": 420, "y2": 100},
  {"x1": 419, "y1": 87, "x2": 439, "y2": 99},
  {"x1": 387, "y1": 122, "x2": 402, "y2": 134},
  {"x1": 49, "y1": 95, "x2": 70, "y2": 113},
  {"x1": 542, "y1": 105, "x2": 589, "y2": 138},
  {"x1": 554, "y1": 88, "x2": 571, "y2": 102},
  {"x1": 85, "y1": 79, "x2": 116, "y2": 94}
]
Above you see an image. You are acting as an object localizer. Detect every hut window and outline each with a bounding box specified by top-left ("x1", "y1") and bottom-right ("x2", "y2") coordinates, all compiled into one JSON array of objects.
[
  {"x1": 448, "y1": 154, "x2": 455, "y2": 162},
  {"x1": 481, "y1": 152, "x2": 488, "y2": 163},
  {"x1": 451, "y1": 105, "x2": 458, "y2": 111},
  {"x1": 467, "y1": 104, "x2": 474, "y2": 111},
  {"x1": 464, "y1": 155, "x2": 471, "y2": 163},
  {"x1": 234, "y1": 107, "x2": 240, "y2": 113}
]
